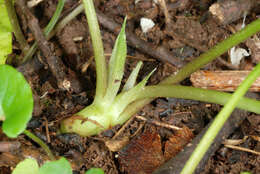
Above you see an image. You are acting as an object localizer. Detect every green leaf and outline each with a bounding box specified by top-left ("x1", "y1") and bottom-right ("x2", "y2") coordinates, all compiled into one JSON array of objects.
[
  {"x1": 39, "y1": 157, "x2": 72, "y2": 174},
  {"x1": 0, "y1": 31, "x2": 12, "y2": 64},
  {"x1": 122, "y1": 61, "x2": 143, "y2": 92},
  {"x1": 0, "y1": 0, "x2": 13, "y2": 64},
  {"x1": 112, "y1": 68, "x2": 156, "y2": 124},
  {"x1": 85, "y1": 168, "x2": 104, "y2": 174},
  {"x1": 0, "y1": 65, "x2": 33, "y2": 138},
  {"x1": 0, "y1": 0, "x2": 12, "y2": 32},
  {"x1": 104, "y1": 17, "x2": 127, "y2": 103},
  {"x1": 12, "y1": 158, "x2": 39, "y2": 174}
]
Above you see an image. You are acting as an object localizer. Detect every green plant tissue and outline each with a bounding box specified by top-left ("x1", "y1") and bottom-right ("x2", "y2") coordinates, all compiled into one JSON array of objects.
[
  {"x1": 0, "y1": 65, "x2": 33, "y2": 138},
  {"x1": 0, "y1": 0, "x2": 13, "y2": 64},
  {"x1": 39, "y1": 157, "x2": 72, "y2": 174},
  {"x1": 12, "y1": 158, "x2": 39, "y2": 174}
]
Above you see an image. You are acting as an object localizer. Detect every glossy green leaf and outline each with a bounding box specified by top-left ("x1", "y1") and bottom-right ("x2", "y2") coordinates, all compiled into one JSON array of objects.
[
  {"x1": 12, "y1": 158, "x2": 39, "y2": 174},
  {"x1": 0, "y1": 65, "x2": 33, "y2": 138},
  {"x1": 39, "y1": 157, "x2": 72, "y2": 174},
  {"x1": 0, "y1": 0, "x2": 13, "y2": 64},
  {"x1": 85, "y1": 168, "x2": 104, "y2": 174}
]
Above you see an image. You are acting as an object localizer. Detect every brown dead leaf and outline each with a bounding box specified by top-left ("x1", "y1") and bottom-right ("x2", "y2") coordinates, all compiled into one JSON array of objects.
[
  {"x1": 0, "y1": 152, "x2": 22, "y2": 167},
  {"x1": 164, "y1": 126, "x2": 194, "y2": 161},
  {"x1": 118, "y1": 127, "x2": 164, "y2": 174},
  {"x1": 105, "y1": 136, "x2": 129, "y2": 152}
]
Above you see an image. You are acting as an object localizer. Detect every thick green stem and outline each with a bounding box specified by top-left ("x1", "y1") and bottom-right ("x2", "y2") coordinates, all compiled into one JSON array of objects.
[
  {"x1": 121, "y1": 18, "x2": 260, "y2": 121},
  {"x1": 22, "y1": 0, "x2": 66, "y2": 63},
  {"x1": 4, "y1": 0, "x2": 29, "y2": 56},
  {"x1": 23, "y1": 130, "x2": 55, "y2": 161},
  {"x1": 83, "y1": 0, "x2": 107, "y2": 103},
  {"x1": 117, "y1": 85, "x2": 260, "y2": 124},
  {"x1": 181, "y1": 62, "x2": 260, "y2": 174},
  {"x1": 141, "y1": 85, "x2": 260, "y2": 113}
]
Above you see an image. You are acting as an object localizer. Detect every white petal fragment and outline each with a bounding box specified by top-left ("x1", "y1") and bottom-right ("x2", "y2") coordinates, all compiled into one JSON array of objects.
[
  {"x1": 140, "y1": 18, "x2": 155, "y2": 33},
  {"x1": 230, "y1": 47, "x2": 250, "y2": 66}
]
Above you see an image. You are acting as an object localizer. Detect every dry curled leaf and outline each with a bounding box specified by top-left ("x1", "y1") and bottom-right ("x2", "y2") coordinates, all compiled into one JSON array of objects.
[{"x1": 118, "y1": 127, "x2": 164, "y2": 174}]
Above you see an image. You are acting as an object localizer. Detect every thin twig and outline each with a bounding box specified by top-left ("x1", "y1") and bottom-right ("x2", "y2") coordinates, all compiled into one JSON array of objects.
[
  {"x1": 43, "y1": 117, "x2": 51, "y2": 144},
  {"x1": 158, "y1": 0, "x2": 171, "y2": 24},
  {"x1": 112, "y1": 115, "x2": 135, "y2": 140},
  {"x1": 135, "y1": 115, "x2": 181, "y2": 130},
  {"x1": 224, "y1": 144, "x2": 260, "y2": 155},
  {"x1": 0, "y1": 141, "x2": 20, "y2": 152}
]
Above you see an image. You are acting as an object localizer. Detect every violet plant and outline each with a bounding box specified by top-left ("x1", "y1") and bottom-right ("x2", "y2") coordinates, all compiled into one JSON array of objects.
[
  {"x1": 12, "y1": 157, "x2": 104, "y2": 174},
  {"x1": 60, "y1": 0, "x2": 260, "y2": 137}
]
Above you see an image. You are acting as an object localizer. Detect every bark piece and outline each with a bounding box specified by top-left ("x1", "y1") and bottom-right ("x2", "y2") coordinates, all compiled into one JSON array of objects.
[
  {"x1": 209, "y1": 0, "x2": 255, "y2": 25},
  {"x1": 190, "y1": 70, "x2": 260, "y2": 91},
  {"x1": 0, "y1": 141, "x2": 20, "y2": 153}
]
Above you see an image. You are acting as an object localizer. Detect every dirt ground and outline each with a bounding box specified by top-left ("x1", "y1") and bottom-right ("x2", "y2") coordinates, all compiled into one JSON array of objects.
[{"x1": 1, "y1": 0, "x2": 260, "y2": 174}]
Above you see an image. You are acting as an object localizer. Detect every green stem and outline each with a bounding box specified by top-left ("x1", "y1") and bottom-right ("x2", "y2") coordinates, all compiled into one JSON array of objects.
[
  {"x1": 23, "y1": 130, "x2": 55, "y2": 161},
  {"x1": 121, "y1": 18, "x2": 260, "y2": 121},
  {"x1": 22, "y1": 0, "x2": 66, "y2": 63},
  {"x1": 117, "y1": 85, "x2": 260, "y2": 124},
  {"x1": 83, "y1": 0, "x2": 107, "y2": 103},
  {"x1": 44, "y1": 0, "x2": 66, "y2": 37},
  {"x1": 4, "y1": 0, "x2": 29, "y2": 56},
  {"x1": 180, "y1": 63, "x2": 260, "y2": 174},
  {"x1": 161, "y1": 18, "x2": 260, "y2": 85},
  {"x1": 48, "y1": 4, "x2": 84, "y2": 40}
]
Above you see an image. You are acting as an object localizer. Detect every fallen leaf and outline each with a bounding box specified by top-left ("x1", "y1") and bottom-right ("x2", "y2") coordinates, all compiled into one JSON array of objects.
[
  {"x1": 118, "y1": 127, "x2": 164, "y2": 174},
  {"x1": 164, "y1": 126, "x2": 194, "y2": 161}
]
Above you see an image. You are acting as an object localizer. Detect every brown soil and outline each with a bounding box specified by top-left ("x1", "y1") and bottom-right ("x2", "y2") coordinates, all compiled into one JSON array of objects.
[{"x1": 1, "y1": 0, "x2": 260, "y2": 174}]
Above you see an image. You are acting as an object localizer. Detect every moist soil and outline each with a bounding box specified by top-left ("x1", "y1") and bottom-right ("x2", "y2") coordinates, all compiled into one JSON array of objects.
[{"x1": 1, "y1": 0, "x2": 260, "y2": 174}]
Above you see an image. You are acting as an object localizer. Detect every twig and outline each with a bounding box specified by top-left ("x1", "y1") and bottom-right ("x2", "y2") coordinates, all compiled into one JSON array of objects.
[
  {"x1": 27, "y1": 0, "x2": 43, "y2": 8},
  {"x1": 112, "y1": 115, "x2": 135, "y2": 140},
  {"x1": 81, "y1": 55, "x2": 94, "y2": 73},
  {"x1": 0, "y1": 141, "x2": 20, "y2": 152},
  {"x1": 17, "y1": 0, "x2": 82, "y2": 93},
  {"x1": 224, "y1": 144, "x2": 260, "y2": 155},
  {"x1": 96, "y1": 11, "x2": 185, "y2": 68},
  {"x1": 43, "y1": 117, "x2": 51, "y2": 144},
  {"x1": 135, "y1": 115, "x2": 181, "y2": 130},
  {"x1": 158, "y1": 0, "x2": 171, "y2": 24}
]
